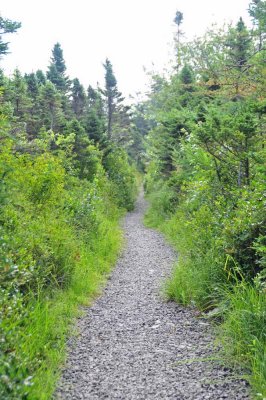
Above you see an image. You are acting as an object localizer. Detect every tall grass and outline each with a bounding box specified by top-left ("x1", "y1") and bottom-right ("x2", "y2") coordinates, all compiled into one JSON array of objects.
[
  {"x1": 220, "y1": 283, "x2": 266, "y2": 398},
  {"x1": 1, "y1": 213, "x2": 122, "y2": 400},
  {"x1": 145, "y1": 187, "x2": 226, "y2": 310},
  {"x1": 0, "y1": 146, "x2": 130, "y2": 399},
  {"x1": 21, "y1": 219, "x2": 121, "y2": 399},
  {"x1": 145, "y1": 184, "x2": 266, "y2": 398}
]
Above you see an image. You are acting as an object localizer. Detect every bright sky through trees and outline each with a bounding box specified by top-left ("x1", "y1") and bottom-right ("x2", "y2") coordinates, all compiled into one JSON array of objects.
[{"x1": 0, "y1": 0, "x2": 251, "y2": 98}]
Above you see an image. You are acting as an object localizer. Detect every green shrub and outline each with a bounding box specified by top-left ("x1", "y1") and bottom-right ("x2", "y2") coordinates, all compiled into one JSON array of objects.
[
  {"x1": 103, "y1": 147, "x2": 137, "y2": 211},
  {"x1": 161, "y1": 205, "x2": 226, "y2": 309},
  {"x1": 145, "y1": 171, "x2": 266, "y2": 395},
  {"x1": 0, "y1": 141, "x2": 131, "y2": 399},
  {"x1": 144, "y1": 180, "x2": 178, "y2": 227},
  {"x1": 222, "y1": 185, "x2": 266, "y2": 279}
]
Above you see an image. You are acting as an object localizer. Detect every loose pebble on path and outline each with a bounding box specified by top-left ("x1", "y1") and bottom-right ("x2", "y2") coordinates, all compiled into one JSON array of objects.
[{"x1": 56, "y1": 191, "x2": 250, "y2": 400}]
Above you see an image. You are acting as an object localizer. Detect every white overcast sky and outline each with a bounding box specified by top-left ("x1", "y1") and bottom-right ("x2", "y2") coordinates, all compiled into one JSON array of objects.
[{"x1": 0, "y1": 0, "x2": 251, "y2": 98}]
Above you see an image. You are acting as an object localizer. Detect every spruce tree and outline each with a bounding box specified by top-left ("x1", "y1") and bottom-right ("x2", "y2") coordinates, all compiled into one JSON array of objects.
[
  {"x1": 38, "y1": 81, "x2": 65, "y2": 131},
  {"x1": 227, "y1": 18, "x2": 252, "y2": 71},
  {"x1": 71, "y1": 78, "x2": 86, "y2": 119},
  {"x1": 24, "y1": 73, "x2": 40, "y2": 137},
  {"x1": 180, "y1": 64, "x2": 194, "y2": 85},
  {"x1": 0, "y1": 16, "x2": 21, "y2": 56},
  {"x1": 249, "y1": 0, "x2": 266, "y2": 50},
  {"x1": 86, "y1": 85, "x2": 106, "y2": 144},
  {"x1": 103, "y1": 59, "x2": 124, "y2": 139},
  {"x1": 174, "y1": 11, "x2": 184, "y2": 68},
  {"x1": 10, "y1": 69, "x2": 29, "y2": 118},
  {"x1": 47, "y1": 43, "x2": 69, "y2": 93},
  {"x1": 25, "y1": 73, "x2": 39, "y2": 100},
  {"x1": 225, "y1": 18, "x2": 252, "y2": 96},
  {"x1": 36, "y1": 70, "x2": 46, "y2": 85}
]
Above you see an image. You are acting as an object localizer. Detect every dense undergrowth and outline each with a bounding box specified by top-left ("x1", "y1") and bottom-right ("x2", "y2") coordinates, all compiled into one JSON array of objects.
[
  {"x1": 0, "y1": 28, "x2": 138, "y2": 398},
  {"x1": 145, "y1": 153, "x2": 266, "y2": 397},
  {"x1": 145, "y1": 177, "x2": 265, "y2": 397},
  {"x1": 0, "y1": 139, "x2": 137, "y2": 399},
  {"x1": 144, "y1": 4, "x2": 266, "y2": 397}
]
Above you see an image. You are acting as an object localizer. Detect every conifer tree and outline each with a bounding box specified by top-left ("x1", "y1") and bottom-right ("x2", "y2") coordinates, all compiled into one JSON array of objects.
[
  {"x1": 36, "y1": 69, "x2": 46, "y2": 85},
  {"x1": 86, "y1": 85, "x2": 106, "y2": 144},
  {"x1": 64, "y1": 118, "x2": 92, "y2": 178},
  {"x1": 227, "y1": 18, "x2": 252, "y2": 71},
  {"x1": 174, "y1": 11, "x2": 184, "y2": 68},
  {"x1": 0, "y1": 16, "x2": 21, "y2": 56},
  {"x1": 179, "y1": 64, "x2": 194, "y2": 85},
  {"x1": 71, "y1": 78, "x2": 86, "y2": 119},
  {"x1": 103, "y1": 59, "x2": 124, "y2": 139},
  {"x1": 249, "y1": 0, "x2": 266, "y2": 50},
  {"x1": 24, "y1": 73, "x2": 40, "y2": 137},
  {"x1": 25, "y1": 73, "x2": 39, "y2": 100},
  {"x1": 47, "y1": 43, "x2": 69, "y2": 93},
  {"x1": 38, "y1": 81, "x2": 65, "y2": 131},
  {"x1": 10, "y1": 69, "x2": 29, "y2": 119},
  {"x1": 225, "y1": 18, "x2": 252, "y2": 96}
]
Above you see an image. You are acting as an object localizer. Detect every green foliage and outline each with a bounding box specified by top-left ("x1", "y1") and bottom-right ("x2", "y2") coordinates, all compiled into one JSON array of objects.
[
  {"x1": 104, "y1": 147, "x2": 137, "y2": 211},
  {"x1": 144, "y1": 12, "x2": 266, "y2": 397},
  {"x1": 47, "y1": 43, "x2": 69, "y2": 93},
  {"x1": 220, "y1": 283, "x2": 266, "y2": 398},
  {"x1": 249, "y1": 0, "x2": 266, "y2": 51},
  {"x1": 144, "y1": 179, "x2": 178, "y2": 227},
  {"x1": 38, "y1": 81, "x2": 65, "y2": 132},
  {"x1": 145, "y1": 181, "x2": 226, "y2": 309},
  {"x1": 226, "y1": 17, "x2": 252, "y2": 71},
  {"x1": 0, "y1": 16, "x2": 21, "y2": 56},
  {"x1": 86, "y1": 85, "x2": 106, "y2": 144},
  {"x1": 0, "y1": 25, "x2": 139, "y2": 399},
  {"x1": 103, "y1": 58, "x2": 126, "y2": 140},
  {"x1": 71, "y1": 78, "x2": 86, "y2": 118},
  {"x1": 179, "y1": 64, "x2": 194, "y2": 86},
  {"x1": 0, "y1": 141, "x2": 124, "y2": 399},
  {"x1": 128, "y1": 102, "x2": 151, "y2": 171}
]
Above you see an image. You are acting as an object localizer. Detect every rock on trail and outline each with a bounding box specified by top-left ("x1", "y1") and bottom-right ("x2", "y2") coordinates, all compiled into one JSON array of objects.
[{"x1": 56, "y1": 191, "x2": 249, "y2": 399}]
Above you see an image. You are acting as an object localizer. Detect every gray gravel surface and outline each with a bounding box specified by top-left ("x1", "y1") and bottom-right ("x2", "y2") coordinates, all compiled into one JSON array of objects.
[{"x1": 56, "y1": 191, "x2": 250, "y2": 399}]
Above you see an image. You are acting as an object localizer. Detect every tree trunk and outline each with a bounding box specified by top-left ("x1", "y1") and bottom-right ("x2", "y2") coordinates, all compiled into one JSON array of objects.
[{"x1": 107, "y1": 96, "x2": 113, "y2": 139}]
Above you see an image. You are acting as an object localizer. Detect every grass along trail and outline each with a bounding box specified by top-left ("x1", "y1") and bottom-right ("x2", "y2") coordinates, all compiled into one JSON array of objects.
[{"x1": 56, "y1": 190, "x2": 250, "y2": 399}]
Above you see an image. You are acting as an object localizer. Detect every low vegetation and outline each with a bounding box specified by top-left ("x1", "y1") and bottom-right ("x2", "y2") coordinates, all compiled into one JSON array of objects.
[{"x1": 144, "y1": 3, "x2": 266, "y2": 397}]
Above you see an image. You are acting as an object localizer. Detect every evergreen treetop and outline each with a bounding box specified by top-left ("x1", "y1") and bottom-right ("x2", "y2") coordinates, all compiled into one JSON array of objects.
[{"x1": 0, "y1": 16, "x2": 21, "y2": 56}]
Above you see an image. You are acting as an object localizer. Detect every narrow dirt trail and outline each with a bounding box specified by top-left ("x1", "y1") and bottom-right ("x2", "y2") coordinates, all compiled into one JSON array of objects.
[{"x1": 56, "y1": 191, "x2": 249, "y2": 399}]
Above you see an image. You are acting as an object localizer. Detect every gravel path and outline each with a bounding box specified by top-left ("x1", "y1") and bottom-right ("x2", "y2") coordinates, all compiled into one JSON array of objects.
[{"x1": 56, "y1": 191, "x2": 249, "y2": 399}]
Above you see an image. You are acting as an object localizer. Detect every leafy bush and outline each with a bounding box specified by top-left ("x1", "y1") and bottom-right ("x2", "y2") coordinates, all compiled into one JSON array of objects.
[
  {"x1": 0, "y1": 139, "x2": 132, "y2": 399},
  {"x1": 164, "y1": 206, "x2": 226, "y2": 309},
  {"x1": 103, "y1": 147, "x2": 137, "y2": 211},
  {"x1": 222, "y1": 185, "x2": 266, "y2": 279},
  {"x1": 144, "y1": 116, "x2": 265, "y2": 395},
  {"x1": 145, "y1": 174, "x2": 266, "y2": 397}
]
